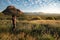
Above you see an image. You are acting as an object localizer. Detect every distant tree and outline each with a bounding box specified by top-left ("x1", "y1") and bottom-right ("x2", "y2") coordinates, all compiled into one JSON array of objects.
[
  {"x1": 2, "y1": 5, "x2": 23, "y2": 31},
  {"x1": 31, "y1": 17, "x2": 40, "y2": 20},
  {"x1": 46, "y1": 17, "x2": 53, "y2": 20}
]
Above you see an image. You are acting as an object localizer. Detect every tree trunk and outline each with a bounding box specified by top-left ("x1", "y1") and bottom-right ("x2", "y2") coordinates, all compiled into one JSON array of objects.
[{"x1": 12, "y1": 15, "x2": 16, "y2": 31}]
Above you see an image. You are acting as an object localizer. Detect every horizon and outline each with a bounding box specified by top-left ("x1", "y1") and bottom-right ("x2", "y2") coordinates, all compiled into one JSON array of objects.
[{"x1": 0, "y1": 0, "x2": 60, "y2": 14}]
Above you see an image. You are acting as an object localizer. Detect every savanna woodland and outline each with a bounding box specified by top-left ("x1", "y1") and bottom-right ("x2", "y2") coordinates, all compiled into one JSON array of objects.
[{"x1": 0, "y1": 6, "x2": 60, "y2": 40}]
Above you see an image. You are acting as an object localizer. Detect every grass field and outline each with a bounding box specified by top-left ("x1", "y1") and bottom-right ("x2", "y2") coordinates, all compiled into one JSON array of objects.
[
  {"x1": 0, "y1": 12, "x2": 60, "y2": 40},
  {"x1": 0, "y1": 20, "x2": 60, "y2": 40}
]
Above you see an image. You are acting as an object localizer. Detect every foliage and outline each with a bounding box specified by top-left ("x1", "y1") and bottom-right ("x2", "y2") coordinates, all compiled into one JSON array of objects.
[{"x1": 0, "y1": 12, "x2": 60, "y2": 40}]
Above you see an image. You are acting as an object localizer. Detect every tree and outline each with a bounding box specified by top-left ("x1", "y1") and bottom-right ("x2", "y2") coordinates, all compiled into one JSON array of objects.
[{"x1": 2, "y1": 5, "x2": 23, "y2": 31}]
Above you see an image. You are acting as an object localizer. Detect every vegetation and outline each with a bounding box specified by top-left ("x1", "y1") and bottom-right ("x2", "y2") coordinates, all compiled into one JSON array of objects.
[
  {"x1": 0, "y1": 12, "x2": 60, "y2": 40},
  {"x1": 0, "y1": 20, "x2": 60, "y2": 40},
  {"x1": 0, "y1": 12, "x2": 60, "y2": 20},
  {"x1": 2, "y1": 6, "x2": 23, "y2": 31}
]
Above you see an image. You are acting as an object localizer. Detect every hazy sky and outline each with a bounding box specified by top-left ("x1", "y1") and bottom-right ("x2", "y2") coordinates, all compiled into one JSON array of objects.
[{"x1": 0, "y1": 0, "x2": 60, "y2": 13}]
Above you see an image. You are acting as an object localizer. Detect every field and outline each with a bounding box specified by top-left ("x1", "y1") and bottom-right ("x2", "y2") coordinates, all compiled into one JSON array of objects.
[{"x1": 0, "y1": 12, "x2": 60, "y2": 40}]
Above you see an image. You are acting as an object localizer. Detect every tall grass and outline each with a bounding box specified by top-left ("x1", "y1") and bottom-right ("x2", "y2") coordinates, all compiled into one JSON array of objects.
[{"x1": 0, "y1": 20, "x2": 60, "y2": 40}]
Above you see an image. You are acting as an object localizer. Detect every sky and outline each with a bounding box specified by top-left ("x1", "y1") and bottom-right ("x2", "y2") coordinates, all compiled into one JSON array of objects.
[{"x1": 0, "y1": 0, "x2": 60, "y2": 14}]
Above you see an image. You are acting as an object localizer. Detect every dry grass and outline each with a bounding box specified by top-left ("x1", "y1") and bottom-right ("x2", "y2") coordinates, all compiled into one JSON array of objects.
[
  {"x1": 0, "y1": 32, "x2": 36, "y2": 40},
  {"x1": 18, "y1": 20, "x2": 60, "y2": 27},
  {"x1": 0, "y1": 20, "x2": 60, "y2": 40},
  {"x1": 18, "y1": 20, "x2": 60, "y2": 24}
]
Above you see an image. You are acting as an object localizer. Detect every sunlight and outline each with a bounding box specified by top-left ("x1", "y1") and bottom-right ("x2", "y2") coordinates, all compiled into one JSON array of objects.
[
  {"x1": 37, "y1": 5, "x2": 60, "y2": 14},
  {"x1": 41, "y1": 8, "x2": 60, "y2": 13}
]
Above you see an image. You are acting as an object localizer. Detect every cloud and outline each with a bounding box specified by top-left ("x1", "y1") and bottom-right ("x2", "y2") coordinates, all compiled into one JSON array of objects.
[
  {"x1": 7, "y1": 0, "x2": 12, "y2": 4},
  {"x1": 0, "y1": 0, "x2": 60, "y2": 13},
  {"x1": 28, "y1": 0, "x2": 32, "y2": 2}
]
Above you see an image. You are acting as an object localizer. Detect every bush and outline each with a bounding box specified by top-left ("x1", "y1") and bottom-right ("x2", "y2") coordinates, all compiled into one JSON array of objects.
[{"x1": 38, "y1": 34, "x2": 55, "y2": 40}]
